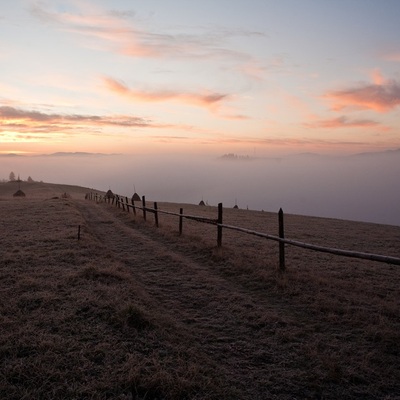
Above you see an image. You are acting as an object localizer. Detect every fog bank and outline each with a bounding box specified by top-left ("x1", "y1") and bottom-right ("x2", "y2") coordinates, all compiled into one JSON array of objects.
[{"x1": 2, "y1": 151, "x2": 399, "y2": 226}]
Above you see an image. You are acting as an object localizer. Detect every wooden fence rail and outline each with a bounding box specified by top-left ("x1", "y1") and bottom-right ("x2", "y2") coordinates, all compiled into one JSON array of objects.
[
  {"x1": 218, "y1": 222, "x2": 400, "y2": 267},
  {"x1": 87, "y1": 192, "x2": 400, "y2": 269}
]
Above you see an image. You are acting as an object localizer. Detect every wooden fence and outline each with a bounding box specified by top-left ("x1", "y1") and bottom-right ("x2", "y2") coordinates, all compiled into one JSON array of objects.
[{"x1": 86, "y1": 192, "x2": 400, "y2": 270}]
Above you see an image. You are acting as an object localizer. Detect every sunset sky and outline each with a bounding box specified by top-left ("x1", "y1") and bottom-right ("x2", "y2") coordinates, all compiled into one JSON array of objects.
[{"x1": 2, "y1": 0, "x2": 400, "y2": 157}]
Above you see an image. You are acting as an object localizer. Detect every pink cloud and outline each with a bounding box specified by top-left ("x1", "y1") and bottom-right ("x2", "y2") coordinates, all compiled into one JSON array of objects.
[
  {"x1": 30, "y1": 2, "x2": 155, "y2": 57},
  {"x1": 324, "y1": 79, "x2": 400, "y2": 112},
  {"x1": 29, "y1": 3, "x2": 254, "y2": 60},
  {"x1": 370, "y1": 68, "x2": 386, "y2": 85},
  {"x1": 219, "y1": 114, "x2": 250, "y2": 121},
  {"x1": 103, "y1": 76, "x2": 229, "y2": 110},
  {"x1": 305, "y1": 116, "x2": 381, "y2": 129},
  {"x1": 383, "y1": 52, "x2": 400, "y2": 62},
  {"x1": 0, "y1": 106, "x2": 168, "y2": 136}
]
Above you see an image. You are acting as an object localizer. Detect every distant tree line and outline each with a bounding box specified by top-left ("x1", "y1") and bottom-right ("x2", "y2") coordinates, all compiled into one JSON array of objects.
[
  {"x1": 220, "y1": 153, "x2": 253, "y2": 161},
  {"x1": 4, "y1": 171, "x2": 35, "y2": 183}
]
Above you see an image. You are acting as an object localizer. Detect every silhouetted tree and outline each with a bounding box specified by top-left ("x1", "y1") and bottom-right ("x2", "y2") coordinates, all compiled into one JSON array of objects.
[
  {"x1": 9, "y1": 171, "x2": 16, "y2": 181},
  {"x1": 27, "y1": 176, "x2": 34, "y2": 183}
]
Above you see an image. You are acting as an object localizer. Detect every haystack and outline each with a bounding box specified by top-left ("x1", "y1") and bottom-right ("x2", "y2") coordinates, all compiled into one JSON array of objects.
[
  {"x1": 105, "y1": 189, "x2": 114, "y2": 199},
  {"x1": 13, "y1": 189, "x2": 26, "y2": 197},
  {"x1": 132, "y1": 192, "x2": 141, "y2": 202},
  {"x1": 199, "y1": 200, "x2": 205, "y2": 206}
]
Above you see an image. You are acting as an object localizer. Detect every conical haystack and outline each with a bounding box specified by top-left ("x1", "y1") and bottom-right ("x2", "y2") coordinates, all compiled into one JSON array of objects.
[
  {"x1": 105, "y1": 189, "x2": 114, "y2": 199},
  {"x1": 13, "y1": 189, "x2": 26, "y2": 197},
  {"x1": 199, "y1": 200, "x2": 205, "y2": 206},
  {"x1": 132, "y1": 192, "x2": 141, "y2": 202}
]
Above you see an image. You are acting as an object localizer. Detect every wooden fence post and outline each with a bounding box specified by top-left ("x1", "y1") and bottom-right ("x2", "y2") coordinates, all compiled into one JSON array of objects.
[
  {"x1": 126, "y1": 197, "x2": 129, "y2": 213},
  {"x1": 154, "y1": 202, "x2": 159, "y2": 227},
  {"x1": 131, "y1": 199, "x2": 136, "y2": 216},
  {"x1": 179, "y1": 208, "x2": 183, "y2": 235},
  {"x1": 278, "y1": 208, "x2": 285, "y2": 271},
  {"x1": 78, "y1": 225, "x2": 81, "y2": 240},
  {"x1": 217, "y1": 203, "x2": 223, "y2": 247},
  {"x1": 142, "y1": 196, "x2": 146, "y2": 221}
]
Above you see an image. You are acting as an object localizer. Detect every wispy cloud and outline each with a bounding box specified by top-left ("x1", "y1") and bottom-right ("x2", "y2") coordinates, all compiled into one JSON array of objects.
[
  {"x1": 383, "y1": 51, "x2": 400, "y2": 62},
  {"x1": 219, "y1": 113, "x2": 250, "y2": 121},
  {"x1": 304, "y1": 116, "x2": 382, "y2": 129},
  {"x1": 369, "y1": 68, "x2": 386, "y2": 85},
  {"x1": 147, "y1": 131, "x2": 376, "y2": 148},
  {"x1": 103, "y1": 76, "x2": 230, "y2": 111},
  {"x1": 199, "y1": 136, "x2": 372, "y2": 149},
  {"x1": 238, "y1": 55, "x2": 291, "y2": 81},
  {"x1": 324, "y1": 79, "x2": 400, "y2": 112},
  {"x1": 0, "y1": 106, "x2": 164, "y2": 135},
  {"x1": 30, "y1": 1, "x2": 152, "y2": 55},
  {"x1": 29, "y1": 1, "x2": 256, "y2": 60}
]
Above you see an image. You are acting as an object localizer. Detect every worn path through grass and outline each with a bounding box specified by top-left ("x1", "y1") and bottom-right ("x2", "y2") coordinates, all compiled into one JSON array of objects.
[
  {"x1": 75, "y1": 200, "x2": 306, "y2": 398},
  {"x1": 76, "y1": 199, "x2": 400, "y2": 399}
]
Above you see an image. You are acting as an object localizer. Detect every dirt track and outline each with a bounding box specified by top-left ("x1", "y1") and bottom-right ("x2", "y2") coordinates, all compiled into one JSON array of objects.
[{"x1": 75, "y1": 200, "x2": 297, "y2": 398}]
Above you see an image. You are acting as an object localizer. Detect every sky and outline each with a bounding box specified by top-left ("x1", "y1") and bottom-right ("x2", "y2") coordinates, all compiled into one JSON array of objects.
[{"x1": 1, "y1": 1, "x2": 400, "y2": 225}]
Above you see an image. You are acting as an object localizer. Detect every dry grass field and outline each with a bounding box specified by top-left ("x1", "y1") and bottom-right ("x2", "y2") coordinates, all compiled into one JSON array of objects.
[{"x1": 1, "y1": 181, "x2": 399, "y2": 399}]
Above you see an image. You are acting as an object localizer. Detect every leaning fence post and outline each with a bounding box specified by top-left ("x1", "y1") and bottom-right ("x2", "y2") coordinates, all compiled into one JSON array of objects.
[
  {"x1": 278, "y1": 208, "x2": 285, "y2": 271},
  {"x1": 217, "y1": 203, "x2": 223, "y2": 247},
  {"x1": 154, "y1": 202, "x2": 159, "y2": 227},
  {"x1": 179, "y1": 207, "x2": 183, "y2": 235},
  {"x1": 142, "y1": 196, "x2": 146, "y2": 221}
]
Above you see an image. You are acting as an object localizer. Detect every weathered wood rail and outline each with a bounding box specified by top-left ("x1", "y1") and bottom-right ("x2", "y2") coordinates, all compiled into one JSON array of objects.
[{"x1": 86, "y1": 192, "x2": 400, "y2": 270}]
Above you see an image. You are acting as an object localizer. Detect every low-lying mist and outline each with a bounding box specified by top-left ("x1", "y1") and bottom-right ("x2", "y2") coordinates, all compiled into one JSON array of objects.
[{"x1": 2, "y1": 151, "x2": 399, "y2": 226}]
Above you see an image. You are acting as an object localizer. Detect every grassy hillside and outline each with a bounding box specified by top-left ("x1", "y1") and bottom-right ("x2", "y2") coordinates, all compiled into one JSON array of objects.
[
  {"x1": 0, "y1": 180, "x2": 101, "y2": 199},
  {"x1": 0, "y1": 182, "x2": 399, "y2": 399}
]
